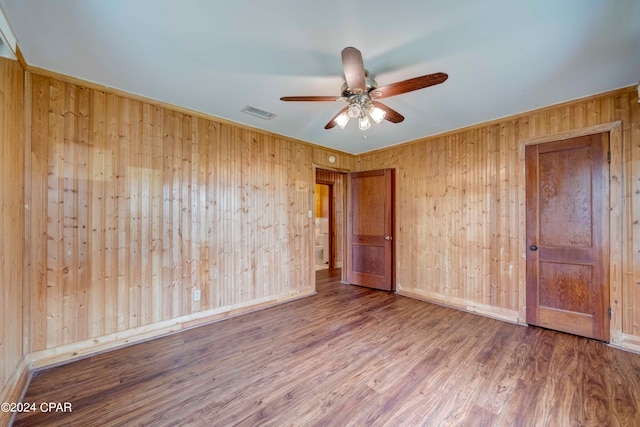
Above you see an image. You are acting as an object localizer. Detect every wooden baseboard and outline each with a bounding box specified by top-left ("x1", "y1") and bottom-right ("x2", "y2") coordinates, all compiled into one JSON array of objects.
[
  {"x1": 615, "y1": 334, "x2": 640, "y2": 355},
  {"x1": 0, "y1": 357, "x2": 31, "y2": 427},
  {"x1": 26, "y1": 288, "x2": 316, "y2": 371},
  {"x1": 397, "y1": 287, "x2": 522, "y2": 325}
]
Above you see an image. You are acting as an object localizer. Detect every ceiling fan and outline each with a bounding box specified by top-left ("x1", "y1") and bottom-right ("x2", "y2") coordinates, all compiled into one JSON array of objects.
[{"x1": 280, "y1": 47, "x2": 448, "y2": 131}]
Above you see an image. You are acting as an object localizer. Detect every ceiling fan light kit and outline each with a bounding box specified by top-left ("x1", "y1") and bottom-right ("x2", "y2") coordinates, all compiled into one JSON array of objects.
[
  {"x1": 347, "y1": 102, "x2": 363, "y2": 119},
  {"x1": 359, "y1": 115, "x2": 371, "y2": 131},
  {"x1": 335, "y1": 111, "x2": 350, "y2": 129},
  {"x1": 368, "y1": 105, "x2": 386, "y2": 123},
  {"x1": 280, "y1": 47, "x2": 448, "y2": 133},
  {"x1": 336, "y1": 94, "x2": 386, "y2": 130}
]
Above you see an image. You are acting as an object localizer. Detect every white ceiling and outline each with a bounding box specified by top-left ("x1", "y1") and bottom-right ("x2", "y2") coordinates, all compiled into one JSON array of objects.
[{"x1": 2, "y1": 0, "x2": 639, "y2": 154}]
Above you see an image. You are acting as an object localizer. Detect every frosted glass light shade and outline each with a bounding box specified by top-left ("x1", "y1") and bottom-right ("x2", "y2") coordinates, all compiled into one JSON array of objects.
[
  {"x1": 347, "y1": 103, "x2": 362, "y2": 119},
  {"x1": 335, "y1": 112, "x2": 349, "y2": 129},
  {"x1": 358, "y1": 115, "x2": 371, "y2": 130},
  {"x1": 369, "y1": 106, "x2": 386, "y2": 123}
]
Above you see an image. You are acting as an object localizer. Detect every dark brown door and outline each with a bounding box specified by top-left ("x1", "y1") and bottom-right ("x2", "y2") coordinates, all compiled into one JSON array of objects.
[
  {"x1": 526, "y1": 133, "x2": 610, "y2": 341},
  {"x1": 348, "y1": 169, "x2": 394, "y2": 291}
]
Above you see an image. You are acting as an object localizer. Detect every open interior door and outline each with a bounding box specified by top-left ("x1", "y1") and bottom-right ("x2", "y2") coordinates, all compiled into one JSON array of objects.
[{"x1": 347, "y1": 169, "x2": 394, "y2": 291}]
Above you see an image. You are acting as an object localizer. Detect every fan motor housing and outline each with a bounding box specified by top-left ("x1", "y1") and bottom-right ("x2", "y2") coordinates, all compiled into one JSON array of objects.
[{"x1": 341, "y1": 70, "x2": 378, "y2": 97}]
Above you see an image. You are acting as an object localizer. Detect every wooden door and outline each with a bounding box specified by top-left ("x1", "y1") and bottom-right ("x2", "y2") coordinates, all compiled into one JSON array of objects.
[
  {"x1": 348, "y1": 169, "x2": 394, "y2": 291},
  {"x1": 525, "y1": 133, "x2": 610, "y2": 341}
]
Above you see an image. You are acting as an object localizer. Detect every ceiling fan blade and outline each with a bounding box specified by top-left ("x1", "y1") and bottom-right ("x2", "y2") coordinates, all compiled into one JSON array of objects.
[
  {"x1": 372, "y1": 72, "x2": 448, "y2": 99},
  {"x1": 372, "y1": 101, "x2": 404, "y2": 123},
  {"x1": 341, "y1": 47, "x2": 366, "y2": 93},
  {"x1": 324, "y1": 106, "x2": 348, "y2": 129},
  {"x1": 280, "y1": 96, "x2": 341, "y2": 102}
]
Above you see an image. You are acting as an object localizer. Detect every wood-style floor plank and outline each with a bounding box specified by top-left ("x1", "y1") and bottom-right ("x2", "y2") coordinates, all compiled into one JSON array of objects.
[{"x1": 12, "y1": 269, "x2": 640, "y2": 426}]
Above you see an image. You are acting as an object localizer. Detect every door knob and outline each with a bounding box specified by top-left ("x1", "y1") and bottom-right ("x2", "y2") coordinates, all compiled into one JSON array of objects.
[
  {"x1": 530, "y1": 245, "x2": 538, "y2": 251},
  {"x1": 385, "y1": 236, "x2": 392, "y2": 241}
]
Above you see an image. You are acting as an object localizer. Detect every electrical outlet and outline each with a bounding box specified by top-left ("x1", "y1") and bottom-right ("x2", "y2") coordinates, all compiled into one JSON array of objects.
[{"x1": 193, "y1": 289, "x2": 201, "y2": 302}]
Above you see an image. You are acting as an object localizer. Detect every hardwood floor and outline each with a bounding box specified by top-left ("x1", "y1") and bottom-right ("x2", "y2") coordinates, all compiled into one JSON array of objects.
[{"x1": 12, "y1": 269, "x2": 640, "y2": 426}]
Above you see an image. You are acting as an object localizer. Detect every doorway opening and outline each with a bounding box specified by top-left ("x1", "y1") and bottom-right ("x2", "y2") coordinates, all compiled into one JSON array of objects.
[
  {"x1": 315, "y1": 169, "x2": 347, "y2": 276},
  {"x1": 315, "y1": 182, "x2": 332, "y2": 271}
]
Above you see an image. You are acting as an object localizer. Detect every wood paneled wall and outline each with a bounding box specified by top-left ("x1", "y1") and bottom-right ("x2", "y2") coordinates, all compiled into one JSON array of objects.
[
  {"x1": 359, "y1": 122, "x2": 524, "y2": 320},
  {"x1": 0, "y1": 57, "x2": 25, "y2": 408},
  {"x1": 24, "y1": 73, "x2": 353, "y2": 356},
  {"x1": 3, "y1": 51, "x2": 640, "y2": 411},
  {"x1": 357, "y1": 87, "x2": 640, "y2": 349},
  {"x1": 316, "y1": 170, "x2": 347, "y2": 268}
]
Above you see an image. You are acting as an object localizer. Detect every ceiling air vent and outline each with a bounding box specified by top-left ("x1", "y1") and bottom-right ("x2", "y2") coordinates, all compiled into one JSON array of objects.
[{"x1": 241, "y1": 105, "x2": 277, "y2": 120}]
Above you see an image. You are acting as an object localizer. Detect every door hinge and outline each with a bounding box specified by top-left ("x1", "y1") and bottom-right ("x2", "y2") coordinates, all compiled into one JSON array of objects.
[
  {"x1": 608, "y1": 306, "x2": 612, "y2": 319},
  {"x1": 607, "y1": 150, "x2": 611, "y2": 164}
]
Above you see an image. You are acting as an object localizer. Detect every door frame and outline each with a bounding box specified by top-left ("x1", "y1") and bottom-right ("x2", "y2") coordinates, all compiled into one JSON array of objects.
[
  {"x1": 520, "y1": 121, "x2": 623, "y2": 345},
  {"x1": 312, "y1": 165, "x2": 350, "y2": 285},
  {"x1": 315, "y1": 180, "x2": 334, "y2": 269}
]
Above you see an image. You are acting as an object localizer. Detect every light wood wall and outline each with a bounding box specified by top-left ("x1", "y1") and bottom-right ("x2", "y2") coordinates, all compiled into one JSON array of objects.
[
  {"x1": 0, "y1": 57, "x2": 25, "y2": 408},
  {"x1": 24, "y1": 72, "x2": 351, "y2": 355},
  {"x1": 357, "y1": 87, "x2": 640, "y2": 350}
]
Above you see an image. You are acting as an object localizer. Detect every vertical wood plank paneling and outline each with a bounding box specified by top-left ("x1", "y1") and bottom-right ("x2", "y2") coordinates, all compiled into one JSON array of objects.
[
  {"x1": 435, "y1": 139, "x2": 446, "y2": 289},
  {"x1": 172, "y1": 111, "x2": 184, "y2": 317},
  {"x1": 411, "y1": 143, "x2": 423, "y2": 290},
  {"x1": 0, "y1": 57, "x2": 24, "y2": 400},
  {"x1": 274, "y1": 137, "x2": 288, "y2": 294},
  {"x1": 104, "y1": 93, "x2": 118, "y2": 335},
  {"x1": 29, "y1": 74, "x2": 48, "y2": 351},
  {"x1": 117, "y1": 97, "x2": 130, "y2": 332},
  {"x1": 358, "y1": 87, "x2": 639, "y2": 334},
  {"x1": 125, "y1": 101, "x2": 142, "y2": 328},
  {"x1": 218, "y1": 123, "x2": 231, "y2": 307},
  {"x1": 76, "y1": 86, "x2": 90, "y2": 342},
  {"x1": 628, "y1": 92, "x2": 640, "y2": 337},
  {"x1": 197, "y1": 117, "x2": 213, "y2": 310},
  {"x1": 506, "y1": 121, "x2": 520, "y2": 310},
  {"x1": 489, "y1": 124, "x2": 501, "y2": 306},
  {"x1": 453, "y1": 133, "x2": 463, "y2": 299},
  {"x1": 516, "y1": 117, "x2": 529, "y2": 322},
  {"x1": 89, "y1": 89, "x2": 106, "y2": 338},
  {"x1": 61, "y1": 84, "x2": 76, "y2": 345},
  {"x1": 182, "y1": 114, "x2": 195, "y2": 315},
  {"x1": 23, "y1": 72, "x2": 33, "y2": 356},
  {"x1": 140, "y1": 103, "x2": 152, "y2": 325},
  {"x1": 188, "y1": 115, "x2": 199, "y2": 313},
  {"x1": 161, "y1": 109, "x2": 173, "y2": 321},
  {"x1": 263, "y1": 134, "x2": 275, "y2": 295},
  {"x1": 239, "y1": 128, "x2": 251, "y2": 301},
  {"x1": 26, "y1": 74, "x2": 320, "y2": 355},
  {"x1": 609, "y1": 98, "x2": 626, "y2": 343},
  {"x1": 230, "y1": 124, "x2": 241, "y2": 304},
  {"x1": 47, "y1": 78, "x2": 64, "y2": 348}
]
